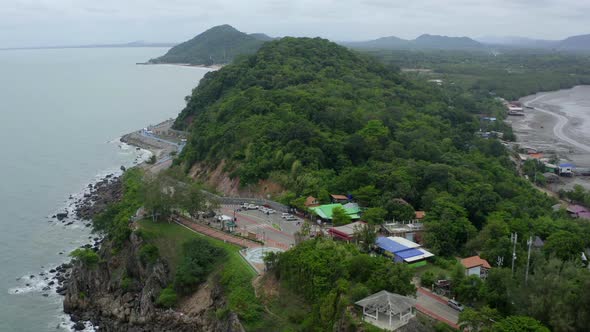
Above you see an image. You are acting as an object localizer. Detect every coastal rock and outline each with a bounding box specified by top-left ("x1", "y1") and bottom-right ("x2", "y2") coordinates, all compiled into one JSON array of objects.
[
  {"x1": 64, "y1": 233, "x2": 244, "y2": 332},
  {"x1": 56, "y1": 212, "x2": 68, "y2": 221},
  {"x1": 73, "y1": 321, "x2": 85, "y2": 331}
]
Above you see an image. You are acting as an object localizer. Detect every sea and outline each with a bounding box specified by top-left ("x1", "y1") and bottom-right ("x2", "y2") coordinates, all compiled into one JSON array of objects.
[{"x1": 0, "y1": 47, "x2": 209, "y2": 331}]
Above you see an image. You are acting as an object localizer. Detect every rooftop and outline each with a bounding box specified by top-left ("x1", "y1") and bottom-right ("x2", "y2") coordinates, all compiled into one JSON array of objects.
[
  {"x1": 355, "y1": 290, "x2": 416, "y2": 316},
  {"x1": 330, "y1": 194, "x2": 349, "y2": 200},
  {"x1": 310, "y1": 203, "x2": 361, "y2": 220},
  {"x1": 461, "y1": 256, "x2": 491, "y2": 269},
  {"x1": 328, "y1": 221, "x2": 367, "y2": 239}
]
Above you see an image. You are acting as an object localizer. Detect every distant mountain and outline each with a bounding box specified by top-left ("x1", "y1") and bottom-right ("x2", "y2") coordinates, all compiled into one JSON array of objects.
[
  {"x1": 249, "y1": 33, "x2": 275, "y2": 42},
  {"x1": 476, "y1": 36, "x2": 558, "y2": 49},
  {"x1": 558, "y1": 34, "x2": 590, "y2": 52},
  {"x1": 149, "y1": 25, "x2": 267, "y2": 65},
  {"x1": 341, "y1": 34, "x2": 484, "y2": 50},
  {"x1": 342, "y1": 36, "x2": 410, "y2": 49},
  {"x1": 414, "y1": 34, "x2": 482, "y2": 49}
]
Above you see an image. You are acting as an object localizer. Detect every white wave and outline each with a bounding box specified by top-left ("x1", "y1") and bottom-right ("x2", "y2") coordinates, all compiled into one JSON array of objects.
[{"x1": 56, "y1": 314, "x2": 97, "y2": 332}]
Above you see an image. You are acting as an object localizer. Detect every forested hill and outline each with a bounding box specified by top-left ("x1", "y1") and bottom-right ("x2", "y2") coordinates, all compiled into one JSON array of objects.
[
  {"x1": 149, "y1": 25, "x2": 266, "y2": 65},
  {"x1": 175, "y1": 37, "x2": 554, "y2": 234}
]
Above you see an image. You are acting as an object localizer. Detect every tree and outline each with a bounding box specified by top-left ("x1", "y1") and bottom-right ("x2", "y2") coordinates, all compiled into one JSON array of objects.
[
  {"x1": 353, "y1": 223, "x2": 376, "y2": 252},
  {"x1": 492, "y1": 316, "x2": 549, "y2": 332},
  {"x1": 385, "y1": 199, "x2": 415, "y2": 222},
  {"x1": 543, "y1": 230, "x2": 584, "y2": 261},
  {"x1": 332, "y1": 206, "x2": 351, "y2": 226},
  {"x1": 459, "y1": 306, "x2": 501, "y2": 332},
  {"x1": 142, "y1": 175, "x2": 174, "y2": 222},
  {"x1": 361, "y1": 207, "x2": 387, "y2": 225},
  {"x1": 455, "y1": 275, "x2": 483, "y2": 303},
  {"x1": 179, "y1": 182, "x2": 208, "y2": 217},
  {"x1": 424, "y1": 196, "x2": 476, "y2": 256},
  {"x1": 480, "y1": 268, "x2": 512, "y2": 314},
  {"x1": 352, "y1": 185, "x2": 381, "y2": 207}
]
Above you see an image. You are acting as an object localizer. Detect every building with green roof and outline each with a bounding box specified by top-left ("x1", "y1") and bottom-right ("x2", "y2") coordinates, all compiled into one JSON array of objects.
[{"x1": 309, "y1": 203, "x2": 361, "y2": 221}]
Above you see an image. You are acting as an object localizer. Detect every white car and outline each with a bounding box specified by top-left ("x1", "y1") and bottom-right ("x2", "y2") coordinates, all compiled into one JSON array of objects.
[
  {"x1": 247, "y1": 204, "x2": 258, "y2": 210},
  {"x1": 267, "y1": 209, "x2": 276, "y2": 214},
  {"x1": 281, "y1": 213, "x2": 290, "y2": 219},
  {"x1": 285, "y1": 215, "x2": 298, "y2": 221}
]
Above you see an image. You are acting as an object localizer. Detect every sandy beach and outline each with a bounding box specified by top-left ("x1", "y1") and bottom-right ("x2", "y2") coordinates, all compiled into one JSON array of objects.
[{"x1": 506, "y1": 85, "x2": 590, "y2": 190}]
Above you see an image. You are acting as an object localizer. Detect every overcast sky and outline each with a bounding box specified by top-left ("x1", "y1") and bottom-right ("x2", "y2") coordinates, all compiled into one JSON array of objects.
[{"x1": 1, "y1": 0, "x2": 589, "y2": 48}]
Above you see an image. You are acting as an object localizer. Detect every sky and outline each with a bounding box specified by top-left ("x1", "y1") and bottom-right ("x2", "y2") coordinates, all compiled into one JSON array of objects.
[{"x1": 1, "y1": 0, "x2": 589, "y2": 48}]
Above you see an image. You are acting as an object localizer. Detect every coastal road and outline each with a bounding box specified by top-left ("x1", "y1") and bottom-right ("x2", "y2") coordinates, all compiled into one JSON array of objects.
[
  {"x1": 525, "y1": 95, "x2": 590, "y2": 154},
  {"x1": 415, "y1": 288, "x2": 459, "y2": 328}
]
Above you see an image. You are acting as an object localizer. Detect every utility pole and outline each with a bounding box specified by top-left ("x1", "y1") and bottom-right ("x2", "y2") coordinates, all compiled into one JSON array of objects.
[
  {"x1": 511, "y1": 232, "x2": 518, "y2": 278},
  {"x1": 525, "y1": 236, "x2": 533, "y2": 285}
]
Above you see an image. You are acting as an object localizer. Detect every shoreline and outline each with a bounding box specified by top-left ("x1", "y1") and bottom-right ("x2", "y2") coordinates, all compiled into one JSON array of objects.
[
  {"x1": 136, "y1": 62, "x2": 224, "y2": 70},
  {"x1": 509, "y1": 85, "x2": 590, "y2": 191}
]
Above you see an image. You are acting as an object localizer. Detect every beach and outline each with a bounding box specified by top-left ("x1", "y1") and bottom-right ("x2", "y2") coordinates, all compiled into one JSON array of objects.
[{"x1": 507, "y1": 85, "x2": 590, "y2": 190}]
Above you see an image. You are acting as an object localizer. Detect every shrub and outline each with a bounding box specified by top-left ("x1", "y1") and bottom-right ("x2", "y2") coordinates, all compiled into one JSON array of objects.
[
  {"x1": 121, "y1": 276, "x2": 133, "y2": 292},
  {"x1": 421, "y1": 271, "x2": 436, "y2": 287},
  {"x1": 70, "y1": 248, "x2": 100, "y2": 266},
  {"x1": 139, "y1": 244, "x2": 160, "y2": 265},
  {"x1": 174, "y1": 239, "x2": 225, "y2": 294},
  {"x1": 156, "y1": 286, "x2": 178, "y2": 308},
  {"x1": 146, "y1": 155, "x2": 157, "y2": 164}
]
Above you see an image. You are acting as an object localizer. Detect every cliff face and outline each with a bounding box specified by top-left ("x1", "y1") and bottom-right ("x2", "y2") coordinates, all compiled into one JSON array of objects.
[
  {"x1": 189, "y1": 161, "x2": 285, "y2": 198},
  {"x1": 64, "y1": 232, "x2": 244, "y2": 332}
]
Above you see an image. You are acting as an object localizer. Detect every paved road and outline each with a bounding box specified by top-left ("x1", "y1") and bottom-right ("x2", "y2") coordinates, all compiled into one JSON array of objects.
[
  {"x1": 221, "y1": 205, "x2": 300, "y2": 250},
  {"x1": 415, "y1": 288, "x2": 459, "y2": 328}
]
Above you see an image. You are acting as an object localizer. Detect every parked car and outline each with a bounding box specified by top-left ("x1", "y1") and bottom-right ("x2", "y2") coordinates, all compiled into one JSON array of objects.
[
  {"x1": 281, "y1": 213, "x2": 290, "y2": 219},
  {"x1": 447, "y1": 299, "x2": 464, "y2": 312},
  {"x1": 286, "y1": 215, "x2": 298, "y2": 221},
  {"x1": 247, "y1": 204, "x2": 258, "y2": 210},
  {"x1": 267, "y1": 209, "x2": 276, "y2": 214}
]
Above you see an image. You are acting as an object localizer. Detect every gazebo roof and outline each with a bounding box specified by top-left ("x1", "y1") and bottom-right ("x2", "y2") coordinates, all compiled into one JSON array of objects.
[{"x1": 355, "y1": 290, "x2": 416, "y2": 316}]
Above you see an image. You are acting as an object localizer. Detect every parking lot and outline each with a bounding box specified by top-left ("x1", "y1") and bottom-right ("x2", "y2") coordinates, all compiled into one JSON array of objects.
[{"x1": 220, "y1": 204, "x2": 303, "y2": 249}]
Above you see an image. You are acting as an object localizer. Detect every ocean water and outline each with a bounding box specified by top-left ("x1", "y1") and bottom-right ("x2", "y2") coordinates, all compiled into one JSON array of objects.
[{"x1": 0, "y1": 47, "x2": 208, "y2": 331}]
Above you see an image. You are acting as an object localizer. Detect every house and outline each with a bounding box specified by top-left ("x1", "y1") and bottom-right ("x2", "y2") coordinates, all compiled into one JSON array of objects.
[
  {"x1": 381, "y1": 221, "x2": 424, "y2": 243},
  {"x1": 309, "y1": 203, "x2": 361, "y2": 222},
  {"x1": 330, "y1": 194, "x2": 350, "y2": 204},
  {"x1": 304, "y1": 196, "x2": 319, "y2": 208},
  {"x1": 559, "y1": 163, "x2": 575, "y2": 176},
  {"x1": 376, "y1": 236, "x2": 434, "y2": 267},
  {"x1": 355, "y1": 290, "x2": 416, "y2": 331},
  {"x1": 414, "y1": 211, "x2": 426, "y2": 220},
  {"x1": 567, "y1": 204, "x2": 589, "y2": 218},
  {"x1": 461, "y1": 256, "x2": 491, "y2": 279},
  {"x1": 328, "y1": 221, "x2": 367, "y2": 242}
]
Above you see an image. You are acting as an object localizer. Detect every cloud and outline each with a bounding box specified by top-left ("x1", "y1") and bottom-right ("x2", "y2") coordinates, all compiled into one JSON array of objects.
[{"x1": 0, "y1": 0, "x2": 589, "y2": 47}]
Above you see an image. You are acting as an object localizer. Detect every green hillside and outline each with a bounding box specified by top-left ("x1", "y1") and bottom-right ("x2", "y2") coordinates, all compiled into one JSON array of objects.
[
  {"x1": 175, "y1": 37, "x2": 554, "y2": 231},
  {"x1": 149, "y1": 25, "x2": 266, "y2": 65}
]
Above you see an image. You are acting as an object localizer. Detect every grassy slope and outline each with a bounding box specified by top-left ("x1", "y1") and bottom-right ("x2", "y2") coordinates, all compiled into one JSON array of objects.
[{"x1": 137, "y1": 220, "x2": 263, "y2": 329}]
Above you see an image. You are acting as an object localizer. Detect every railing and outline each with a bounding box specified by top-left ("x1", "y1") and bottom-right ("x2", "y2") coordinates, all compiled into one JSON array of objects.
[{"x1": 200, "y1": 190, "x2": 289, "y2": 212}]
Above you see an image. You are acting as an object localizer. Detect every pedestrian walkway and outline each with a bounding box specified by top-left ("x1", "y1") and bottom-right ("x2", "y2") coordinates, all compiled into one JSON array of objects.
[{"x1": 174, "y1": 215, "x2": 262, "y2": 249}]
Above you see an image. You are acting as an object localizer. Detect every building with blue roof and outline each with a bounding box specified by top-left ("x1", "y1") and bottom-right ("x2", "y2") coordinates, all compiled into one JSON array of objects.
[{"x1": 376, "y1": 236, "x2": 434, "y2": 267}]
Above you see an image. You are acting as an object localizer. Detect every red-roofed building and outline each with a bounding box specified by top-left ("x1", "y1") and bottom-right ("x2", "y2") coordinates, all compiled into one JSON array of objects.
[
  {"x1": 414, "y1": 211, "x2": 425, "y2": 220},
  {"x1": 330, "y1": 194, "x2": 350, "y2": 204},
  {"x1": 328, "y1": 221, "x2": 367, "y2": 242},
  {"x1": 461, "y1": 256, "x2": 491, "y2": 279},
  {"x1": 304, "y1": 196, "x2": 319, "y2": 208}
]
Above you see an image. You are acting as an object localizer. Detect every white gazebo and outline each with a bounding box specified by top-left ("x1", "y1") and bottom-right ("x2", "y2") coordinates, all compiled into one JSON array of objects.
[{"x1": 355, "y1": 290, "x2": 416, "y2": 331}]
